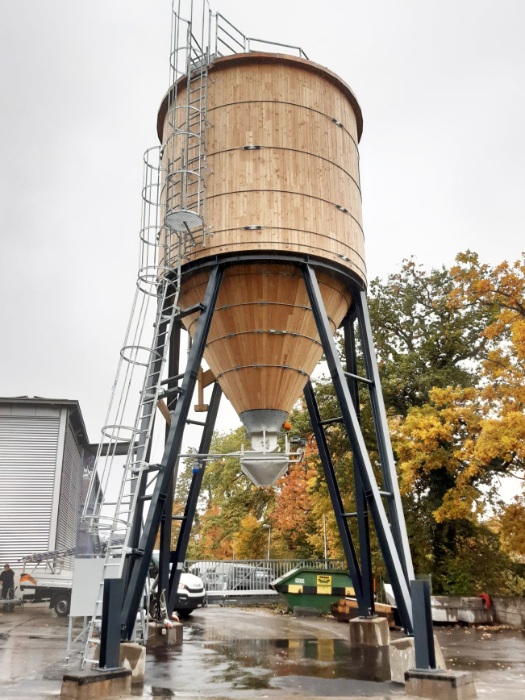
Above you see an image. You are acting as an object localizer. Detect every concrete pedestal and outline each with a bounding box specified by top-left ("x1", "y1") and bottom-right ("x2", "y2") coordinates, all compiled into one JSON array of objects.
[
  {"x1": 405, "y1": 669, "x2": 477, "y2": 700},
  {"x1": 61, "y1": 668, "x2": 131, "y2": 700},
  {"x1": 349, "y1": 616, "x2": 390, "y2": 648},
  {"x1": 146, "y1": 621, "x2": 183, "y2": 649},
  {"x1": 120, "y1": 642, "x2": 146, "y2": 685},
  {"x1": 92, "y1": 640, "x2": 146, "y2": 685},
  {"x1": 390, "y1": 636, "x2": 447, "y2": 684}
]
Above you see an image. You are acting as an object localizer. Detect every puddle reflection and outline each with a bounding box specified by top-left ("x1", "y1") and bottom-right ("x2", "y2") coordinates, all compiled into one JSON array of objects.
[{"x1": 146, "y1": 634, "x2": 390, "y2": 693}]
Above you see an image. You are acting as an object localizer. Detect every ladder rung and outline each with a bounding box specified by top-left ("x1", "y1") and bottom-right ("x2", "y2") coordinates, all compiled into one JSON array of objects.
[
  {"x1": 176, "y1": 303, "x2": 204, "y2": 320},
  {"x1": 319, "y1": 416, "x2": 343, "y2": 426},
  {"x1": 144, "y1": 463, "x2": 161, "y2": 472},
  {"x1": 157, "y1": 388, "x2": 182, "y2": 401},
  {"x1": 344, "y1": 370, "x2": 374, "y2": 386},
  {"x1": 160, "y1": 373, "x2": 184, "y2": 386},
  {"x1": 141, "y1": 394, "x2": 159, "y2": 403}
]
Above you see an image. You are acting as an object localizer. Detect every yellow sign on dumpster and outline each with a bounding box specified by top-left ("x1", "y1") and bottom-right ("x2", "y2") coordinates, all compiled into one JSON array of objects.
[{"x1": 317, "y1": 574, "x2": 332, "y2": 594}]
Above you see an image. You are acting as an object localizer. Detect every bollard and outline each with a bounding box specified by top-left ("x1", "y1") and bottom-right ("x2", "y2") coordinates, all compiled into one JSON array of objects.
[
  {"x1": 99, "y1": 578, "x2": 124, "y2": 670},
  {"x1": 411, "y1": 578, "x2": 436, "y2": 670}
]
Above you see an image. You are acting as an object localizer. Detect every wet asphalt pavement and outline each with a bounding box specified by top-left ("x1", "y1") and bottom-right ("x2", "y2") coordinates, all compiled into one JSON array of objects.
[{"x1": 1, "y1": 603, "x2": 524, "y2": 699}]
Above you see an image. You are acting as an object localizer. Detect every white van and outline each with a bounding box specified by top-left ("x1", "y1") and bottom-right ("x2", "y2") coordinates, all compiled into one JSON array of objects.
[{"x1": 150, "y1": 552, "x2": 205, "y2": 618}]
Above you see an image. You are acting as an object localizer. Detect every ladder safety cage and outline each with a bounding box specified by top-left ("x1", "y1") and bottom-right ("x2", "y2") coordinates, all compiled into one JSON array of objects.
[
  {"x1": 163, "y1": 0, "x2": 210, "y2": 253},
  {"x1": 80, "y1": 143, "x2": 182, "y2": 666}
]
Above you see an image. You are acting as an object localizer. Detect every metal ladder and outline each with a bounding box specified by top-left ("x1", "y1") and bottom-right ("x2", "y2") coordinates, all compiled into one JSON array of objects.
[
  {"x1": 82, "y1": 279, "x2": 180, "y2": 664},
  {"x1": 164, "y1": 2, "x2": 209, "y2": 251},
  {"x1": 81, "y1": 2, "x2": 213, "y2": 667}
]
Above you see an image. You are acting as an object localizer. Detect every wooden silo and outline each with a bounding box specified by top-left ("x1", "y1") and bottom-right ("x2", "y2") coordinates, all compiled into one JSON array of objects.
[{"x1": 157, "y1": 52, "x2": 364, "y2": 447}]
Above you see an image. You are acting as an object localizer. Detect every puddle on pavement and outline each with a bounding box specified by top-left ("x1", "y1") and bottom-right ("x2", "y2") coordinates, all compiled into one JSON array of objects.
[
  {"x1": 148, "y1": 689, "x2": 175, "y2": 697},
  {"x1": 142, "y1": 636, "x2": 391, "y2": 696},
  {"x1": 446, "y1": 656, "x2": 522, "y2": 672}
]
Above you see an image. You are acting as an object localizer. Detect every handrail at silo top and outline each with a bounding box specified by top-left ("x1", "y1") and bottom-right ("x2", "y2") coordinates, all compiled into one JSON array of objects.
[
  {"x1": 246, "y1": 37, "x2": 309, "y2": 60},
  {"x1": 215, "y1": 11, "x2": 246, "y2": 53},
  {"x1": 213, "y1": 12, "x2": 307, "y2": 59}
]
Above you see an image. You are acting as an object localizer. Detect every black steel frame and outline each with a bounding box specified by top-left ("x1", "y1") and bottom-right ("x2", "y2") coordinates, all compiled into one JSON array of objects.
[
  {"x1": 120, "y1": 265, "x2": 223, "y2": 638},
  {"x1": 302, "y1": 264, "x2": 414, "y2": 631},
  {"x1": 110, "y1": 259, "x2": 415, "y2": 644}
]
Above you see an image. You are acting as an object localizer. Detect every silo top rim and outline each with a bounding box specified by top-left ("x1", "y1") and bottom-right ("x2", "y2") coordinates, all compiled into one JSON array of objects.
[{"x1": 156, "y1": 51, "x2": 363, "y2": 143}]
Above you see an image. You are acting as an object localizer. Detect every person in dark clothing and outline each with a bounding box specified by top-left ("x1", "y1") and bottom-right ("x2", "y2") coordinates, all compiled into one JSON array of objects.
[{"x1": 0, "y1": 564, "x2": 15, "y2": 610}]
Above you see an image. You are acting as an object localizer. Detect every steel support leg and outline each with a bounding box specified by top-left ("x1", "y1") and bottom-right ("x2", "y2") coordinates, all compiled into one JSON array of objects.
[
  {"x1": 302, "y1": 264, "x2": 413, "y2": 632},
  {"x1": 412, "y1": 579, "x2": 436, "y2": 669},
  {"x1": 354, "y1": 290, "x2": 414, "y2": 584},
  {"x1": 99, "y1": 578, "x2": 124, "y2": 669},
  {"x1": 157, "y1": 323, "x2": 182, "y2": 613},
  {"x1": 343, "y1": 315, "x2": 375, "y2": 615},
  {"x1": 166, "y1": 381, "x2": 222, "y2": 615},
  {"x1": 121, "y1": 265, "x2": 223, "y2": 639},
  {"x1": 303, "y1": 381, "x2": 366, "y2": 614}
]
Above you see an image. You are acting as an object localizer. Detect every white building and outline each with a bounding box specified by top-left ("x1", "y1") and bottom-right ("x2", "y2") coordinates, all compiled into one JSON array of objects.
[{"x1": 0, "y1": 397, "x2": 91, "y2": 567}]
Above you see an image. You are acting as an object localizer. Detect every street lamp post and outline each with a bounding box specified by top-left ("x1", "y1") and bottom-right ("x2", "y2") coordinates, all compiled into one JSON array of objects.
[
  {"x1": 263, "y1": 524, "x2": 271, "y2": 560},
  {"x1": 323, "y1": 513, "x2": 328, "y2": 566}
]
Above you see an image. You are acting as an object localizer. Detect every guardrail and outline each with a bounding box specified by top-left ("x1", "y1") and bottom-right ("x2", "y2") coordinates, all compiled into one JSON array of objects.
[{"x1": 185, "y1": 558, "x2": 346, "y2": 595}]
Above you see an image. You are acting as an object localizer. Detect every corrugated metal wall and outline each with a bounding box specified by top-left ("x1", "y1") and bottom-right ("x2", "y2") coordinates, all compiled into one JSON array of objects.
[
  {"x1": 55, "y1": 419, "x2": 84, "y2": 569},
  {"x1": 0, "y1": 411, "x2": 60, "y2": 562}
]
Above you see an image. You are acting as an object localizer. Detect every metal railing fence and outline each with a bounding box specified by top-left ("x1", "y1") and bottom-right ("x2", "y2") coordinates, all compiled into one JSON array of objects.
[{"x1": 185, "y1": 558, "x2": 346, "y2": 593}]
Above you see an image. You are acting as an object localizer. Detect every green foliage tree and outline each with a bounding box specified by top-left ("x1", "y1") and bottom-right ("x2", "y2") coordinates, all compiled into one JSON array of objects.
[{"x1": 367, "y1": 258, "x2": 491, "y2": 413}]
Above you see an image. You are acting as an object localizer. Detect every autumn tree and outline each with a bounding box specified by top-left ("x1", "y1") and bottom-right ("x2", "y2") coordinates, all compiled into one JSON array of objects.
[
  {"x1": 181, "y1": 426, "x2": 275, "y2": 559},
  {"x1": 450, "y1": 251, "x2": 525, "y2": 483},
  {"x1": 499, "y1": 496, "x2": 525, "y2": 558},
  {"x1": 232, "y1": 514, "x2": 269, "y2": 559},
  {"x1": 450, "y1": 252, "x2": 525, "y2": 565},
  {"x1": 388, "y1": 253, "x2": 525, "y2": 592}
]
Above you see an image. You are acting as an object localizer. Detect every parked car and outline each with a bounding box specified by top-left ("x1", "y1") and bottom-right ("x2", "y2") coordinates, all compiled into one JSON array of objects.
[{"x1": 150, "y1": 551, "x2": 205, "y2": 618}]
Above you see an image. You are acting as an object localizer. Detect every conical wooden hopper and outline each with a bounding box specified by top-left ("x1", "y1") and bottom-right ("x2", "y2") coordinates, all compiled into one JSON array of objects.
[{"x1": 158, "y1": 53, "x2": 365, "y2": 467}]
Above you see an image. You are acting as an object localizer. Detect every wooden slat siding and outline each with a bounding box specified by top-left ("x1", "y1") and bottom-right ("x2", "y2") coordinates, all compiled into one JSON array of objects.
[
  {"x1": 160, "y1": 53, "x2": 366, "y2": 417},
  {"x1": 179, "y1": 264, "x2": 351, "y2": 414},
  {"x1": 159, "y1": 52, "x2": 366, "y2": 284}
]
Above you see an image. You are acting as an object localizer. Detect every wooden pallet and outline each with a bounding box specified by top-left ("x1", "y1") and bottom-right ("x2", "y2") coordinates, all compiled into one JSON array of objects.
[{"x1": 330, "y1": 597, "x2": 397, "y2": 629}]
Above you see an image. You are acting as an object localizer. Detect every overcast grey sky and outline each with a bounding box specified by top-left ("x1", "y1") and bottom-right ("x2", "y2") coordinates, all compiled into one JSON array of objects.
[{"x1": 1, "y1": 0, "x2": 524, "y2": 442}]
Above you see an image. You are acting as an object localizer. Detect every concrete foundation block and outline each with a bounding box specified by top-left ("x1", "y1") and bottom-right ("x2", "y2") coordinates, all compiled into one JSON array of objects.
[
  {"x1": 389, "y1": 635, "x2": 447, "y2": 684},
  {"x1": 92, "y1": 640, "x2": 145, "y2": 684},
  {"x1": 349, "y1": 616, "x2": 390, "y2": 648},
  {"x1": 492, "y1": 596, "x2": 525, "y2": 627},
  {"x1": 431, "y1": 596, "x2": 494, "y2": 625},
  {"x1": 120, "y1": 642, "x2": 146, "y2": 685},
  {"x1": 405, "y1": 669, "x2": 477, "y2": 700},
  {"x1": 61, "y1": 668, "x2": 131, "y2": 700},
  {"x1": 146, "y1": 621, "x2": 183, "y2": 649}
]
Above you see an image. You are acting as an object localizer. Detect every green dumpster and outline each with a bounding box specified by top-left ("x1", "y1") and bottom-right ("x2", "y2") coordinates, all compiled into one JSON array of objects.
[{"x1": 271, "y1": 567, "x2": 354, "y2": 614}]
